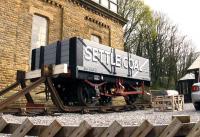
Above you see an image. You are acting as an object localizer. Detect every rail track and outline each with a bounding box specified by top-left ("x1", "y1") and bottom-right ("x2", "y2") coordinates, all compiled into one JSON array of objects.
[
  {"x1": 0, "y1": 100, "x2": 151, "y2": 116},
  {"x1": 0, "y1": 65, "x2": 151, "y2": 116}
]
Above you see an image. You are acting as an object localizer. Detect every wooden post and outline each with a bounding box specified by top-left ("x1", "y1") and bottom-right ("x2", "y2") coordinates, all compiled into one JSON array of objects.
[
  {"x1": 158, "y1": 118, "x2": 182, "y2": 137},
  {"x1": 172, "y1": 96, "x2": 175, "y2": 111},
  {"x1": 11, "y1": 118, "x2": 33, "y2": 137},
  {"x1": 0, "y1": 117, "x2": 7, "y2": 132},
  {"x1": 39, "y1": 120, "x2": 62, "y2": 137},
  {"x1": 68, "y1": 121, "x2": 92, "y2": 137},
  {"x1": 130, "y1": 120, "x2": 153, "y2": 137},
  {"x1": 186, "y1": 121, "x2": 200, "y2": 137},
  {"x1": 99, "y1": 121, "x2": 122, "y2": 137}
]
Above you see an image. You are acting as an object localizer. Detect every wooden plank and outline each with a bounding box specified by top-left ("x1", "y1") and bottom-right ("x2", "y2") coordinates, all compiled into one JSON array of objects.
[
  {"x1": 158, "y1": 118, "x2": 182, "y2": 137},
  {"x1": 130, "y1": 120, "x2": 153, "y2": 137},
  {"x1": 11, "y1": 118, "x2": 33, "y2": 137},
  {"x1": 68, "y1": 121, "x2": 92, "y2": 137},
  {"x1": 0, "y1": 117, "x2": 7, "y2": 132},
  {"x1": 56, "y1": 127, "x2": 76, "y2": 137},
  {"x1": 86, "y1": 127, "x2": 106, "y2": 137},
  {"x1": 39, "y1": 120, "x2": 62, "y2": 137},
  {"x1": 116, "y1": 127, "x2": 137, "y2": 137},
  {"x1": 25, "y1": 69, "x2": 41, "y2": 79},
  {"x1": 25, "y1": 64, "x2": 68, "y2": 79},
  {"x1": 172, "y1": 115, "x2": 190, "y2": 123},
  {"x1": 147, "y1": 125, "x2": 166, "y2": 137},
  {"x1": 99, "y1": 121, "x2": 122, "y2": 137},
  {"x1": 186, "y1": 121, "x2": 200, "y2": 137}
]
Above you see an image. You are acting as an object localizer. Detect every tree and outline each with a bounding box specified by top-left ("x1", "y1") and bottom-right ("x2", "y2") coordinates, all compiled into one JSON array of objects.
[
  {"x1": 119, "y1": 0, "x2": 154, "y2": 54},
  {"x1": 119, "y1": 0, "x2": 196, "y2": 89}
]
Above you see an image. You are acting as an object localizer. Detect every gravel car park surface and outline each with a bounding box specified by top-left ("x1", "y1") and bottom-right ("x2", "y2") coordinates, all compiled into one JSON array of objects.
[
  {"x1": 1, "y1": 103, "x2": 200, "y2": 127},
  {"x1": 0, "y1": 103, "x2": 200, "y2": 137}
]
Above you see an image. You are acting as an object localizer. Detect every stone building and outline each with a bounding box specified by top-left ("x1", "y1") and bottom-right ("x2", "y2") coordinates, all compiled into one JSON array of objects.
[{"x1": 0, "y1": 0, "x2": 127, "y2": 89}]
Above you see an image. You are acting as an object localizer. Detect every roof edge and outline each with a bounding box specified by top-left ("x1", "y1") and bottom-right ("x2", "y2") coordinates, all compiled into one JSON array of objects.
[{"x1": 74, "y1": 0, "x2": 128, "y2": 26}]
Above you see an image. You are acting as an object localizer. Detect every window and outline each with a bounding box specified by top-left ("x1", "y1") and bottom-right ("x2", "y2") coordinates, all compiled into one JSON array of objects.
[
  {"x1": 110, "y1": 2, "x2": 118, "y2": 13},
  {"x1": 92, "y1": 0, "x2": 99, "y2": 3},
  {"x1": 91, "y1": 35, "x2": 101, "y2": 43},
  {"x1": 91, "y1": 0, "x2": 118, "y2": 13},
  {"x1": 101, "y1": 0, "x2": 109, "y2": 8},
  {"x1": 31, "y1": 15, "x2": 48, "y2": 50}
]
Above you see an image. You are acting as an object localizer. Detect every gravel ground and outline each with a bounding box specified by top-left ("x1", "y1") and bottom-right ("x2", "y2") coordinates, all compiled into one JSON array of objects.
[{"x1": 1, "y1": 103, "x2": 200, "y2": 127}]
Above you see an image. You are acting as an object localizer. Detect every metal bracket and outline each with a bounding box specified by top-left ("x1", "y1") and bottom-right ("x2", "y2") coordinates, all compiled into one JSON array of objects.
[{"x1": 41, "y1": 64, "x2": 53, "y2": 77}]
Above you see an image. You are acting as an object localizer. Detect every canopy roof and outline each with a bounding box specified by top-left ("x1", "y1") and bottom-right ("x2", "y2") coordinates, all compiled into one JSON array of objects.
[
  {"x1": 188, "y1": 56, "x2": 200, "y2": 71},
  {"x1": 179, "y1": 73, "x2": 195, "y2": 81}
]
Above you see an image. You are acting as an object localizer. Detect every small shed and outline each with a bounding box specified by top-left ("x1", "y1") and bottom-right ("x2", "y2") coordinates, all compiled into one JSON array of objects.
[
  {"x1": 188, "y1": 55, "x2": 200, "y2": 82},
  {"x1": 178, "y1": 73, "x2": 195, "y2": 102},
  {"x1": 177, "y1": 55, "x2": 200, "y2": 102}
]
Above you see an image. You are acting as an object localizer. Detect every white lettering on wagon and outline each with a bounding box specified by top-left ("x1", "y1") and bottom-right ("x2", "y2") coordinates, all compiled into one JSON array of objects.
[{"x1": 84, "y1": 46, "x2": 143, "y2": 72}]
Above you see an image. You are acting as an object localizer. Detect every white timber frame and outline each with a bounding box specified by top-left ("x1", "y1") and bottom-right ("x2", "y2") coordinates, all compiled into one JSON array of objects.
[{"x1": 25, "y1": 64, "x2": 68, "y2": 79}]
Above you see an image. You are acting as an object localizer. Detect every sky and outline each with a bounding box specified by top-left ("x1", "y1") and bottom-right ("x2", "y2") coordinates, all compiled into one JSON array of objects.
[{"x1": 143, "y1": 0, "x2": 200, "y2": 52}]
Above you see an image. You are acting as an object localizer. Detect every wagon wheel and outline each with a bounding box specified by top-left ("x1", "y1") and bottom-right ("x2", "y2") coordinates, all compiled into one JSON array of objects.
[
  {"x1": 124, "y1": 87, "x2": 138, "y2": 105},
  {"x1": 77, "y1": 82, "x2": 98, "y2": 106}
]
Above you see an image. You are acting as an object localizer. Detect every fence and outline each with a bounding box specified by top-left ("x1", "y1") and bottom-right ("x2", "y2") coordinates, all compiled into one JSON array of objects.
[{"x1": 0, "y1": 116, "x2": 199, "y2": 137}]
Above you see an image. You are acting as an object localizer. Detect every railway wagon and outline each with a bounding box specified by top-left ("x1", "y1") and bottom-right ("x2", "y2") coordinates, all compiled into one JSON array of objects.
[
  {"x1": 30, "y1": 37, "x2": 150, "y2": 106},
  {"x1": 0, "y1": 37, "x2": 151, "y2": 113}
]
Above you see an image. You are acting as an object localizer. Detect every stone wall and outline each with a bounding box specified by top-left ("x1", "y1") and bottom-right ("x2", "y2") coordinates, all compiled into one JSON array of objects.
[{"x1": 0, "y1": 0, "x2": 125, "y2": 90}]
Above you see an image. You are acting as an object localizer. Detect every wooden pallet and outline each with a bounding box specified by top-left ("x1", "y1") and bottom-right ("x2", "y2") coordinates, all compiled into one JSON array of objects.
[{"x1": 152, "y1": 95, "x2": 184, "y2": 111}]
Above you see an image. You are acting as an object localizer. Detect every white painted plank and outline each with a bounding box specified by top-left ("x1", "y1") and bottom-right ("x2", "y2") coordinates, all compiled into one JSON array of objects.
[{"x1": 25, "y1": 64, "x2": 68, "y2": 79}]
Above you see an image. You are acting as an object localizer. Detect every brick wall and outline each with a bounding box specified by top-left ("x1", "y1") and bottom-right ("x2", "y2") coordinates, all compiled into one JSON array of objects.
[{"x1": 0, "y1": 0, "x2": 125, "y2": 90}]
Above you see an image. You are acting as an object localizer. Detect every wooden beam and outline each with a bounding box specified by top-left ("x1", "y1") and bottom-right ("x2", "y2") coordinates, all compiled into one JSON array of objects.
[
  {"x1": 158, "y1": 118, "x2": 182, "y2": 137},
  {"x1": 130, "y1": 120, "x2": 153, "y2": 137},
  {"x1": 39, "y1": 120, "x2": 62, "y2": 137},
  {"x1": 99, "y1": 121, "x2": 122, "y2": 137},
  {"x1": 186, "y1": 121, "x2": 200, "y2": 137},
  {"x1": 68, "y1": 121, "x2": 92, "y2": 137},
  {"x1": 86, "y1": 127, "x2": 106, "y2": 137},
  {"x1": 0, "y1": 117, "x2": 7, "y2": 132},
  {"x1": 25, "y1": 64, "x2": 68, "y2": 79},
  {"x1": 172, "y1": 115, "x2": 190, "y2": 123},
  {"x1": 10, "y1": 118, "x2": 33, "y2": 137}
]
